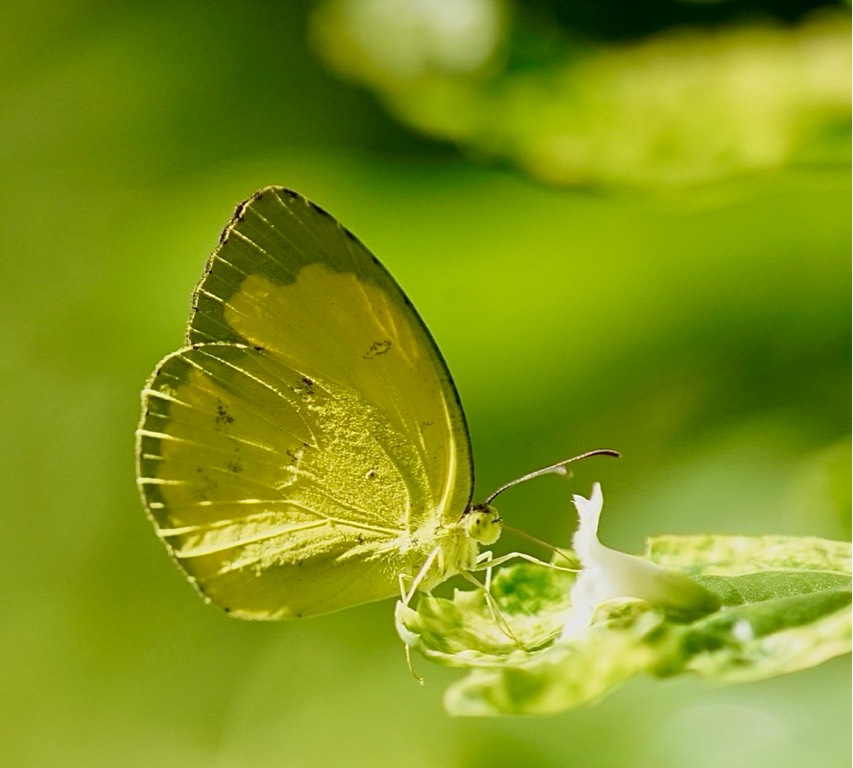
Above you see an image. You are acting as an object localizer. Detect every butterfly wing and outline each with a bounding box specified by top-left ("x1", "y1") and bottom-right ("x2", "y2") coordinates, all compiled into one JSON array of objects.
[{"x1": 136, "y1": 188, "x2": 473, "y2": 618}]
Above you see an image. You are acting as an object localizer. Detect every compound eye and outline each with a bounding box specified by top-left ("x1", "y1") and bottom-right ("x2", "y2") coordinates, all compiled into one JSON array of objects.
[{"x1": 464, "y1": 503, "x2": 502, "y2": 546}]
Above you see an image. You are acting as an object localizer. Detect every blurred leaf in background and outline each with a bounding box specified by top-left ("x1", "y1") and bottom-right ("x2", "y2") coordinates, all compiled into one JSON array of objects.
[
  {"x1": 1, "y1": 0, "x2": 849, "y2": 766},
  {"x1": 312, "y1": 0, "x2": 851, "y2": 186}
]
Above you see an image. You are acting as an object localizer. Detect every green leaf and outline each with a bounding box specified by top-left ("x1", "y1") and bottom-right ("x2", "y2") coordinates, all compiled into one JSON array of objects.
[
  {"x1": 396, "y1": 564, "x2": 576, "y2": 669},
  {"x1": 396, "y1": 535, "x2": 851, "y2": 716}
]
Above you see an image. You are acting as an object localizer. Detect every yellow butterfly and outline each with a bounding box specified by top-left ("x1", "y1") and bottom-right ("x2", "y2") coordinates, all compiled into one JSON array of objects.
[{"x1": 135, "y1": 187, "x2": 614, "y2": 621}]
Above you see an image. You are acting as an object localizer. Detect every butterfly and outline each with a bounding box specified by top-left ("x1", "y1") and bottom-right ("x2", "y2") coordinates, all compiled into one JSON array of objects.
[{"x1": 135, "y1": 187, "x2": 615, "y2": 621}]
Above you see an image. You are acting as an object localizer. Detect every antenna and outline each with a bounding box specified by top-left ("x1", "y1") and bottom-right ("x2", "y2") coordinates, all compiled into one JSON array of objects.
[{"x1": 481, "y1": 449, "x2": 620, "y2": 506}]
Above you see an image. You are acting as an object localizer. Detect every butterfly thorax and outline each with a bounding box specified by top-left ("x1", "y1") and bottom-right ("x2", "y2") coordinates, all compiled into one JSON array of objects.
[{"x1": 404, "y1": 504, "x2": 503, "y2": 594}]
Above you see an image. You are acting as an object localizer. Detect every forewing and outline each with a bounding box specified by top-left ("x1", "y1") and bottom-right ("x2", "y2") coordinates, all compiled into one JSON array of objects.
[{"x1": 188, "y1": 187, "x2": 473, "y2": 526}]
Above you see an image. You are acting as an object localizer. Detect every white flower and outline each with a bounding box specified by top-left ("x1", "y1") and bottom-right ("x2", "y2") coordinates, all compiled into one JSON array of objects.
[{"x1": 562, "y1": 483, "x2": 719, "y2": 638}]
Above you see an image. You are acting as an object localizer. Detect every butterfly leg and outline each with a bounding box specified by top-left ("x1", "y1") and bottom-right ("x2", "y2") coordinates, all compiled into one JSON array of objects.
[
  {"x1": 471, "y1": 550, "x2": 578, "y2": 573},
  {"x1": 396, "y1": 577, "x2": 425, "y2": 685},
  {"x1": 460, "y1": 552, "x2": 578, "y2": 650},
  {"x1": 398, "y1": 632, "x2": 424, "y2": 686},
  {"x1": 398, "y1": 546, "x2": 442, "y2": 605},
  {"x1": 396, "y1": 547, "x2": 443, "y2": 686},
  {"x1": 476, "y1": 550, "x2": 495, "y2": 593},
  {"x1": 456, "y1": 569, "x2": 529, "y2": 649}
]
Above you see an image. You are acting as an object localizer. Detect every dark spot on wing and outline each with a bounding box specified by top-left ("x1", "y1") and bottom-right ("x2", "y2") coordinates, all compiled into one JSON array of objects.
[
  {"x1": 366, "y1": 469, "x2": 377, "y2": 479},
  {"x1": 193, "y1": 465, "x2": 215, "y2": 501},
  {"x1": 286, "y1": 442, "x2": 310, "y2": 464},
  {"x1": 215, "y1": 399, "x2": 235, "y2": 425},
  {"x1": 363, "y1": 339, "x2": 392, "y2": 359},
  {"x1": 226, "y1": 460, "x2": 243, "y2": 473},
  {"x1": 300, "y1": 376, "x2": 315, "y2": 396}
]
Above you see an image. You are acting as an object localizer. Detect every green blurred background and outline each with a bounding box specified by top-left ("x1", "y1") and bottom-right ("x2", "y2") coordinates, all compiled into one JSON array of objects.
[{"x1": 2, "y1": 1, "x2": 850, "y2": 765}]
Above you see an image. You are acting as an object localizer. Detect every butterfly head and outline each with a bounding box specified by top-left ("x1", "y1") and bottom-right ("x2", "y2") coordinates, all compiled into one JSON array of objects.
[{"x1": 463, "y1": 503, "x2": 502, "y2": 546}]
